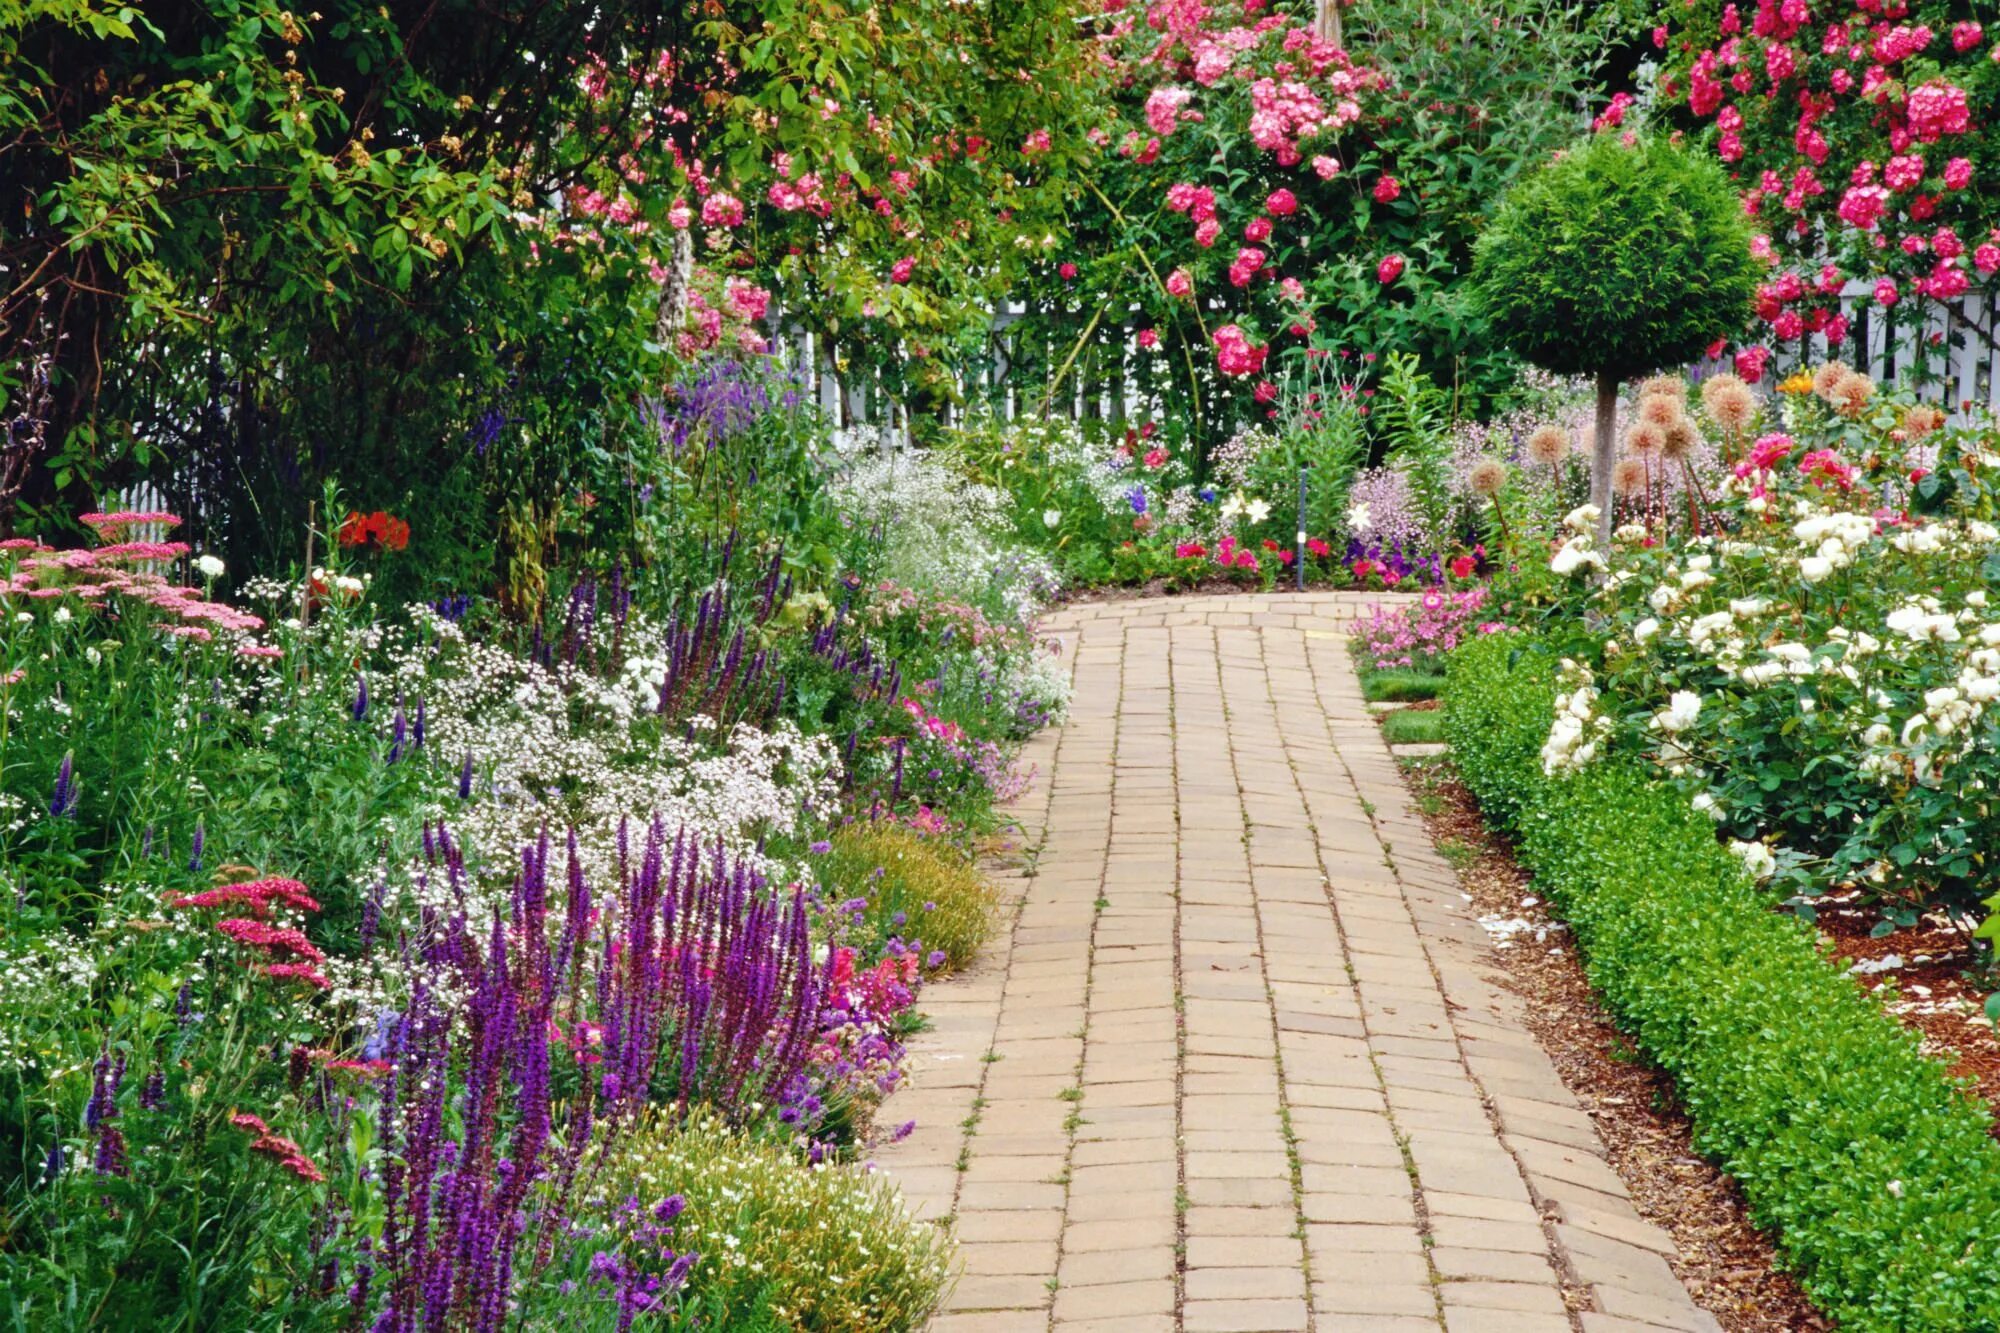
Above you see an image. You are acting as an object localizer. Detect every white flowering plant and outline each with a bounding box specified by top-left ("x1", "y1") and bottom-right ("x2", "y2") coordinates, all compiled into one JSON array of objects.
[{"x1": 1526, "y1": 365, "x2": 2000, "y2": 933}]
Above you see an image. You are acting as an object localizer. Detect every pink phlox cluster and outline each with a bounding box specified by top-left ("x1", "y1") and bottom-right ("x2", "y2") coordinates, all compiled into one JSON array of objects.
[{"x1": 1351, "y1": 588, "x2": 1491, "y2": 673}]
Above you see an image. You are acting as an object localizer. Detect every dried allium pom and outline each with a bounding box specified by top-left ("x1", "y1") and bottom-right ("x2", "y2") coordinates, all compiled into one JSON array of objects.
[
  {"x1": 1811, "y1": 360, "x2": 1852, "y2": 400},
  {"x1": 1526, "y1": 425, "x2": 1569, "y2": 466},
  {"x1": 1637, "y1": 393, "x2": 1684, "y2": 428},
  {"x1": 1830, "y1": 370, "x2": 1875, "y2": 417},
  {"x1": 1638, "y1": 373, "x2": 1687, "y2": 400},
  {"x1": 1700, "y1": 373, "x2": 1758, "y2": 434},
  {"x1": 1623, "y1": 420, "x2": 1666, "y2": 456},
  {"x1": 1903, "y1": 404, "x2": 1945, "y2": 438},
  {"x1": 1661, "y1": 418, "x2": 1700, "y2": 461},
  {"x1": 1612, "y1": 457, "x2": 1650, "y2": 495},
  {"x1": 1468, "y1": 459, "x2": 1509, "y2": 496}
]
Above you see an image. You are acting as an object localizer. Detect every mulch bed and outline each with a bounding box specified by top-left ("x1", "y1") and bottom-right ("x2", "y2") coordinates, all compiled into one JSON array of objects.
[
  {"x1": 1403, "y1": 759, "x2": 1827, "y2": 1333},
  {"x1": 1814, "y1": 899, "x2": 2000, "y2": 1118}
]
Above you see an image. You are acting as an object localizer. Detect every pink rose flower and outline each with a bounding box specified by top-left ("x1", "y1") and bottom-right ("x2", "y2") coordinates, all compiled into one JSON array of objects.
[{"x1": 1376, "y1": 253, "x2": 1405, "y2": 284}]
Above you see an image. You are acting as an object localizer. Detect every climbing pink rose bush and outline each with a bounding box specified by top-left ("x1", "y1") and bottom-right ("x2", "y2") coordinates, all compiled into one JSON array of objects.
[{"x1": 1658, "y1": 0, "x2": 2000, "y2": 369}]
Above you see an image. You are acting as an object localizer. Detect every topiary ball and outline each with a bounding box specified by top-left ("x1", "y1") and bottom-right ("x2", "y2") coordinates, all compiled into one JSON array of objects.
[{"x1": 1469, "y1": 133, "x2": 1759, "y2": 382}]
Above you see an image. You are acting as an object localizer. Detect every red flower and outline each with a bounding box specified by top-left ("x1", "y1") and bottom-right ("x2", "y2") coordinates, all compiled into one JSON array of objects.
[
  {"x1": 1377, "y1": 253, "x2": 1405, "y2": 284},
  {"x1": 338, "y1": 510, "x2": 410, "y2": 552},
  {"x1": 1449, "y1": 554, "x2": 1478, "y2": 579}
]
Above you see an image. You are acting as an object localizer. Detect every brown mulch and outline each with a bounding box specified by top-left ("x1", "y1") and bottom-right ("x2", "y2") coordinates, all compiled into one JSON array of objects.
[
  {"x1": 1814, "y1": 898, "x2": 2000, "y2": 1117},
  {"x1": 1404, "y1": 759, "x2": 1827, "y2": 1333}
]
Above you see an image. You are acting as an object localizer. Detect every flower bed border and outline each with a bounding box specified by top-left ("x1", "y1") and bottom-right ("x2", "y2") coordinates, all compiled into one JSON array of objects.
[{"x1": 1445, "y1": 631, "x2": 2000, "y2": 1333}]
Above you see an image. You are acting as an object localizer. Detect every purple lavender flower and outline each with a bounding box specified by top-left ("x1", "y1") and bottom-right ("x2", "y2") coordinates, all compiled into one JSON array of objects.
[
  {"x1": 48, "y1": 751, "x2": 77, "y2": 818},
  {"x1": 352, "y1": 673, "x2": 370, "y2": 722}
]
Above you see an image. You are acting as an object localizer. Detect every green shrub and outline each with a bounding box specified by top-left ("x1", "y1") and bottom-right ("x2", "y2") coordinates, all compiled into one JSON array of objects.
[
  {"x1": 818, "y1": 823, "x2": 997, "y2": 972},
  {"x1": 1445, "y1": 632, "x2": 2000, "y2": 1332},
  {"x1": 586, "y1": 1113, "x2": 954, "y2": 1333},
  {"x1": 1470, "y1": 133, "x2": 1757, "y2": 542}
]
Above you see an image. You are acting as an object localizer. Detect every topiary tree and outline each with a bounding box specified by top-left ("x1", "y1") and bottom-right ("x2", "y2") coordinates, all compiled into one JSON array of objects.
[{"x1": 1470, "y1": 132, "x2": 1758, "y2": 546}]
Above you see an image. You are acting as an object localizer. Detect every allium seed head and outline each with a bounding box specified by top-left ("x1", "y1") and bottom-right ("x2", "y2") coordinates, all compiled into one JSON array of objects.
[
  {"x1": 1623, "y1": 420, "x2": 1666, "y2": 456},
  {"x1": 1612, "y1": 457, "x2": 1650, "y2": 495},
  {"x1": 1700, "y1": 374, "x2": 1758, "y2": 434},
  {"x1": 1830, "y1": 370, "x2": 1875, "y2": 417},
  {"x1": 1811, "y1": 360, "x2": 1853, "y2": 400},
  {"x1": 1468, "y1": 459, "x2": 1509, "y2": 497},
  {"x1": 1526, "y1": 425, "x2": 1570, "y2": 466},
  {"x1": 1637, "y1": 394, "x2": 1685, "y2": 429},
  {"x1": 1661, "y1": 418, "x2": 1700, "y2": 461}
]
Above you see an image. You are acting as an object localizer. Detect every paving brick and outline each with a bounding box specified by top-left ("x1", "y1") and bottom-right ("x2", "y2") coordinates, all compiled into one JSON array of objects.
[{"x1": 855, "y1": 597, "x2": 1706, "y2": 1332}]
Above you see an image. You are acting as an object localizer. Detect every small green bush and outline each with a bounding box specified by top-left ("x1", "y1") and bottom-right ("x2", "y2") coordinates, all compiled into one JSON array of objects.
[
  {"x1": 586, "y1": 1113, "x2": 954, "y2": 1333},
  {"x1": 819, "y1": 823, "x2": 997, "y2": 971},
  {"x1": 1445, "y1": 633, "x2": 2000, "y2": 1332},
  {"x1": 1469, "y1": 133, "x2": 1757, "y2": 383}
]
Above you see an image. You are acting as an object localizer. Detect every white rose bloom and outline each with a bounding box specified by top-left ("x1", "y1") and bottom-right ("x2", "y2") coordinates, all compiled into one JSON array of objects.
[
  {"x1": 1969, "y1": 591, "x2": 1990, "y2": 609},
  {"x1": 1562, "y1": 504, "x2": 1601, "y2": 534},
  {"x1": 1729, "y1": 839, "x2": 1777, "y2": 882},
  {"x1": 1798, "y1": 556, "x2": 1834, "y2": 583},
  {"x1": 1651, "y1": 691, "x2": 1702, "y2": 734},
  {"x1": 1632, "y1": 618, "x2": 1660, "y2": 643}
]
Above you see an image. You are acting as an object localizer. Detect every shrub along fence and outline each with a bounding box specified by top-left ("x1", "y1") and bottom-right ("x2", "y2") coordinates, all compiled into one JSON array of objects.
[{"x1": 1444, "y1": 631, "x2": 2000, "y2": 1333}]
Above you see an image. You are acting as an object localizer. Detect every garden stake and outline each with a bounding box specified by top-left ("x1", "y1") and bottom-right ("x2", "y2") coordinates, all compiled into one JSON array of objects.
[{"x1": 1295, "y1": 466, "x2": 1308, "y2": 592}]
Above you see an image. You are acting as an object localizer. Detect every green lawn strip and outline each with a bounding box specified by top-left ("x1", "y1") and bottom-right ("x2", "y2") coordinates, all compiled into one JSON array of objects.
[
  {"x1": 1379, "y1": 708, "x2": 1444, "y2": 746},
  {"x1": 1359, "y1": 669, "x2": 1447, "y2": 702}
]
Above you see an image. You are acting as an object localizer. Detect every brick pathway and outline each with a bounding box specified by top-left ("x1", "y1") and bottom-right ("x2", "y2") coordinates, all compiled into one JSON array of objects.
[{"x1": 876, "y1": 594, "x2": 1718, "y2": 1333}]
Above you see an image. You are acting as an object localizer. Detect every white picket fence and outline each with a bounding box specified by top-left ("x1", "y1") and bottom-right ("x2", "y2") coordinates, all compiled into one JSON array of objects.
[
  {"x1": 1779, "y1": 280, "x2": 2000, "y2": 417},
  {"x1": 791, "y1": 282, "x2": 2000, "y2": 430}
]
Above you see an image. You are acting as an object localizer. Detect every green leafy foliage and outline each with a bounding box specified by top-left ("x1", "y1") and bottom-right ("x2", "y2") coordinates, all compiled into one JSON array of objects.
[
  {"x1": 1470, "y1": 133, "x2": 1759, "y2": 381},
  {"x1": 1446, "y1": 631, "x2": 2000, "y2": 1332}
]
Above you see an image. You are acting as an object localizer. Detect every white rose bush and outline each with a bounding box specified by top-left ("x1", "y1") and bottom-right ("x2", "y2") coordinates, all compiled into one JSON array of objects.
[
  {"x1": 1445, "y1": 364, "x2": 2000, "y2": 1332},
  {"x1": 1530, "y1": 368, "x2": 2000, "y2": 936}
]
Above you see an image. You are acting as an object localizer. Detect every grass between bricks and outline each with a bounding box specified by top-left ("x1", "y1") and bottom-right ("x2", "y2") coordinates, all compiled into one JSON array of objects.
[
  {"x1": 1380, "y1": 708, "x2": 1445, "y2": 746},
  {"x1": 1445, "y1": 631, "x2": 2000, "y2": 1333},
  {"x1": 1360, "y1": 668, "x2": 1447, "y2": 702}
]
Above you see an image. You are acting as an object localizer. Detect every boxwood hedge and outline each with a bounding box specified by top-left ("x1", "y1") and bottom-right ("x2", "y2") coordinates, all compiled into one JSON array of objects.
[{"x1": 1445, "y1": 631, "x2": 2000, "y2": 1332}]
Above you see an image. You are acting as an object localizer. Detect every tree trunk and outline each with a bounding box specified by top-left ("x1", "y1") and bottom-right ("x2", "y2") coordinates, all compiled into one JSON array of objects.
[
  {"x1": 1314, "y1": 0, "x2": 1342, "y2": 43},
  {"x1": 652, "y1": 226, "x2": 695, "y2": 353},
  {"x1": 1592, "y1": 370, "x2": 1618, "y2": 549}
]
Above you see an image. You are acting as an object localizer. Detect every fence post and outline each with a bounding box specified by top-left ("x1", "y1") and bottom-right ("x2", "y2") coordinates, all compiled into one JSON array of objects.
[{"x1": 1295, "y1": 467, "x2": 1308, "y2": 592}]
